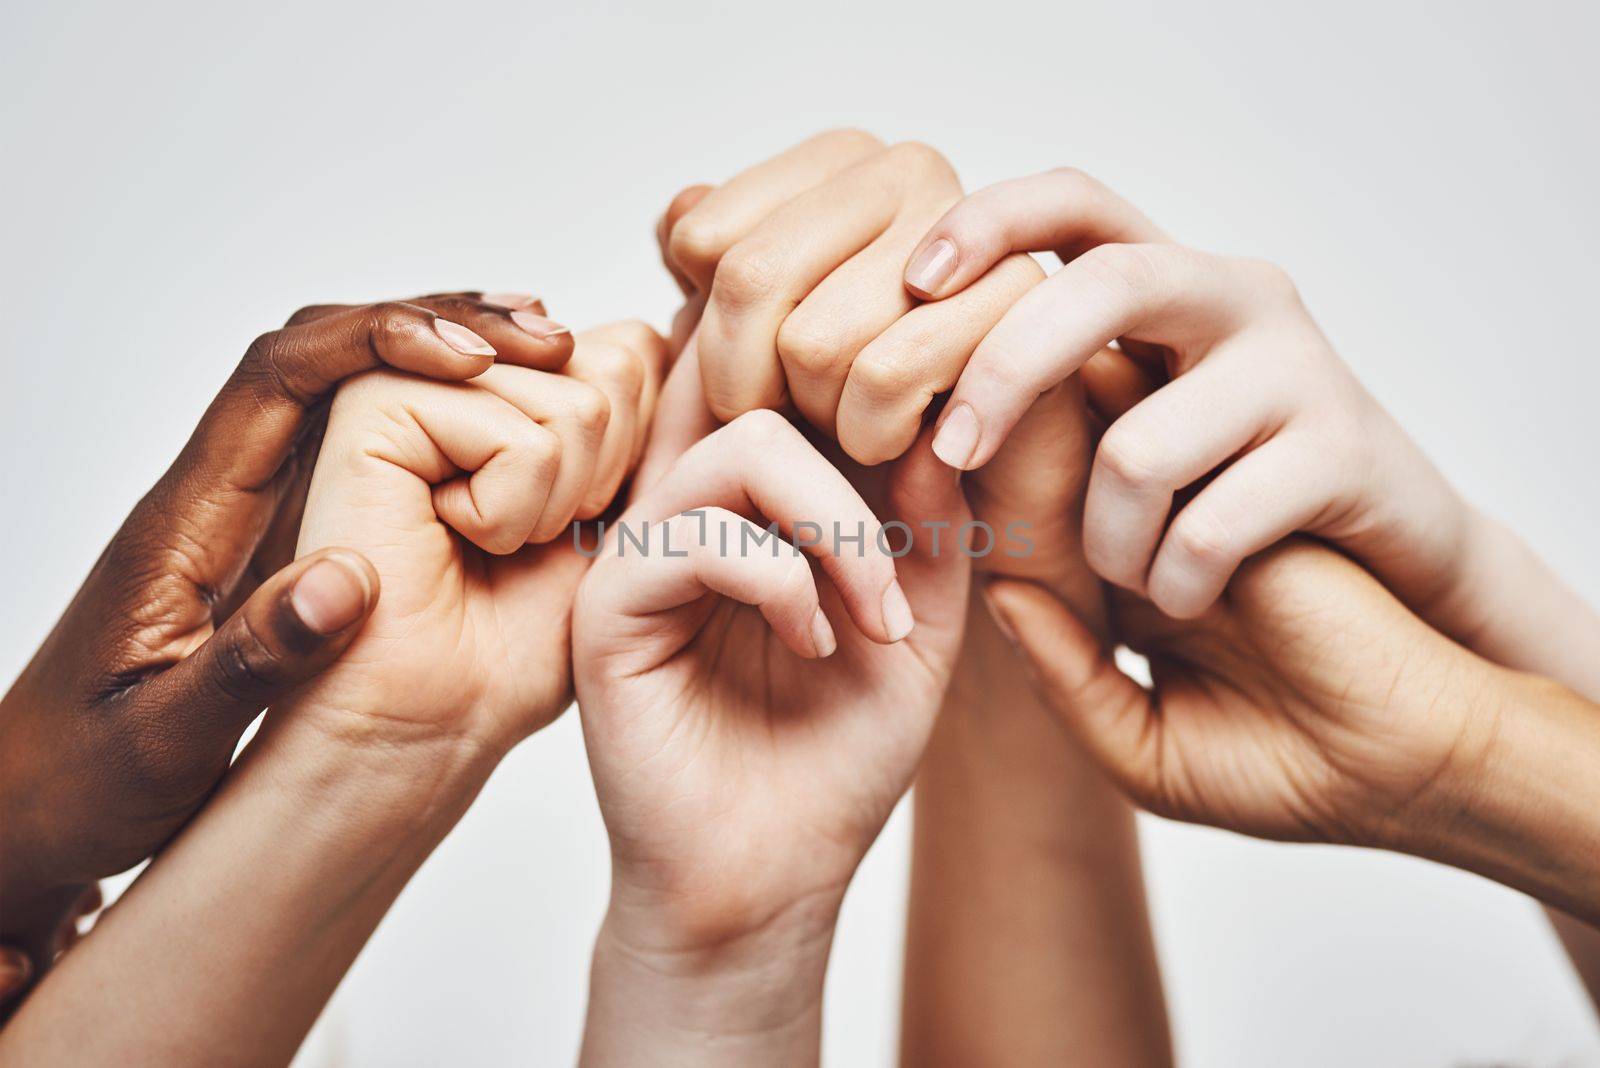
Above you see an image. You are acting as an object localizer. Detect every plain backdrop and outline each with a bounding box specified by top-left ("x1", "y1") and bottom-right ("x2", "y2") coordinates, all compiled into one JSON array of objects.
[{"x1": 4, "y1": 1, "x2": 1599, "y2": 1065}]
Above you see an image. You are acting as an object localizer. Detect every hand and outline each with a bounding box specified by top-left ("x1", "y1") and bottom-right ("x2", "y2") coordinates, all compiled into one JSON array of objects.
[
  {"x1": 659, "y1": 129, "x2": 1042, "y2": 464},
  {"x1": 907, "y1": 169, "x2": 1470, "y2": 625},
  {"x1": 983, "y1": 539, "x2": 1498, "y2": 847},
  {"x1": 286, "y1": 321, "x2": 668, "y2": 756},
  {"x1": 0, "y1": 290, "x2": 572, "y2": 956},
  {"x1": 573, "y1": 404, "x2": 970, "y2": 1064},
  {"x1": 0, "y1": 887, "x2": 99, "y2": 1012}
]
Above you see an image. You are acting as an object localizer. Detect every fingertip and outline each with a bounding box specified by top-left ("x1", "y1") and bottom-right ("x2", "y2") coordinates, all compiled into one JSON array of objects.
[
  {"x1": 810, "y1": 607, "x2": 838, "y2": 658},
  {"x1": 288, "y1": 550, "x2": 378, "y2": 636},
  {"x1": 881, "y1": 580, "x2": 915, "y2": 643},
  {"x1": 904, "y1": 236, "x2": 960, "y2": 301},
  {"x1": 433, "y1": 318, "x2": 498, "y2": 359}
]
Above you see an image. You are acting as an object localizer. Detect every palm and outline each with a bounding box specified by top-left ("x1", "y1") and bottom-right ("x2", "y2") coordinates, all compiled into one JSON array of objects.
[{"x1": 582, "y1": 572, "x2": 962, "y2": 922}]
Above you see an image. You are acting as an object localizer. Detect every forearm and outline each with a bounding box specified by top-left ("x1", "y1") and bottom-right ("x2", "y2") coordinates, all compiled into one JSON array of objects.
[
  {"x1": 581, "y1": 894, "x2": 837, "y2": 1067},
  {"x1": 0, "y1": 712, "x2": 496, "y2": 1065},
  {"x1": 901, "y1": 590, "x2": 1171, "y2": 1068},
  {"x1": 1435, "y1": 506, "x2": 1600, "y2": 701},
  {"x1": 1399, "y1": 670, "x2": 1600, "y2": 929}
]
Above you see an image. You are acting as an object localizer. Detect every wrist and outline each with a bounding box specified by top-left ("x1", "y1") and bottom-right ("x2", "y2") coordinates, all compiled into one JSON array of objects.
[
  {"x1": 582, "y1": 893, "x2": 837, "y2": 1067},
  {"x1": 1385, "y1": 666, "x2": 1600, "y2": 923}
]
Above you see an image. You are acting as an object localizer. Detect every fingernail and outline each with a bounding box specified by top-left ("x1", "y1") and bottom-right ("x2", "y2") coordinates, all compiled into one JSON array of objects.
[
  {"x1": 433, "y1": 318, "x2": 496, "y2": 357},
  {"x1": 905, "y1": 238, "x2": 958, "y2": 296},
  {"x1": 481, "y1": 291, "x2": 540, "y2": 310},
  {"x1": 291, "y1": 554, "x2": 372, "y2": 635},
  {"x1": 881, "y1": 581, "x2": 915, "y2": 642},
  {"x1": 810, "y1": 608, "x2": 837, "y2": 658},
  {"x1": 980, "y1": 581, "x2": 1020, "y2": 646},
  {"x1": 931, "y1": 403, "x2": 980, "y2": 469},
  {"x1": 511, "y1": 311, "x2": 571, "y2": 340}
]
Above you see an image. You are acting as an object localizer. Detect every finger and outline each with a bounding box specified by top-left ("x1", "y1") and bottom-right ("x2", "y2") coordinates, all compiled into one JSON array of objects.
[
  {"x1": 658, "y1": 185, "x2": 714, "y2": 295},
  {"x1": 286, "y1": 292, "x2": 548, "y2": 326},
  {"x1": 882, "y1": 427, "x2": 973, "y2": 637},
  {"x1": 462, "y1": 367, "x2": 609, "y2": 544},
  {"x1": 128, "y1": 549, "x2": 380, "y2": 760},
  {"x1": 667, "y1": 128, "x2": 886, "y2": 291},
  {"x1": 400, "y1": 292, "x2": 574, "y2": 372},
  {"x1": 1081, "y1": 346, "x2": 1161, "y2": 424},
  {"x1": 0, "y1": 947, "x2": 31, "y2": 1001},
  {"x1": 774, "y1": 187, "x2": 969, "y2": 435},
  {"x1": 560, "y1": 335, "x2": 647, "y2": 518},
  {"x1": 904, "y1": 167, "x2": 1169, "y2": 300},
  {"x1": 835, "y1": 253, "x2": 1043, "y2": 464},
  {"x1": 1084, "y1": 357, "x2": 1285, "y2": 594},
  {"x1": 1145, "y1": 437, "x2": 1339, "y2": 619},
  {"x1": 628, "y1": 410, "x2": 909, "y2": 643},
  {"x1": 139, "y1": 301, "x2": 501, "y2": 607},
  {"x1": 632, "y1": 333, "x2": 719, "y2": 496},
  {"x1": 591, "y1": 507, "x2": 833, "y2": 659},
  {"x1": 572, "y1": 319, "x2": 673, "y2": 466},
  {"x1": 930, "y1": 245, "x2": 1265, "y2": 471},
  {"x1": 698, "y1": 141, "x2": 955, "y2": 421},
  {"x1": 980, "y1": 577, "x2": 1160, "y2": 806}
]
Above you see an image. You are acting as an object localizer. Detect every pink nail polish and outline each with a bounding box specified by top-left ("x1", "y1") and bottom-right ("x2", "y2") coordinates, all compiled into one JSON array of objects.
[
  {"x1": 433, "y1": 318, "x2": 496, "y2": 357},
  {"x1": 511, "y1": 310, "x2": 571, "y2": 340},
  {"x1": 905, "y1": 238, "x2": 958, "y2": 296},
  {"x1": 482, "y1": 292, "x2": 540, "y2": 310}
]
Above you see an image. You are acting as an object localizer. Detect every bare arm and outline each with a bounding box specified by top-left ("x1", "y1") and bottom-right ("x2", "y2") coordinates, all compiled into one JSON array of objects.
[{"x1": 901, "y1": 587, "x2": 1171, "y2": 1067}]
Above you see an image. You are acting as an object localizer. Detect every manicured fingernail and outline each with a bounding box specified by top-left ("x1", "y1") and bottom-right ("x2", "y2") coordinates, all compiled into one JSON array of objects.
[
  {"x1": 511, "y1": 310, "x2": 572, "y2": 340},
  {"x1": 482, "y1": 291, "x2": 540, "y2": 310},
  {"x1": 932, "y1": 403, "x2": 980, "y2": 469},
  {"x1": 810, "y1": 608, "x2": 837, "y2": 658},
  {"x1": 434, "y1": 318, "x2": 496, "y2": 357},
  {"x1": 905, "y1": 238, "x2": 958, "y2": 295},
  {"x1": 291, "y1": 554, "x2": 372, "y2": 635},
  {"x1": 881, "y1": 581, "x2": 915, "y2": 642}
]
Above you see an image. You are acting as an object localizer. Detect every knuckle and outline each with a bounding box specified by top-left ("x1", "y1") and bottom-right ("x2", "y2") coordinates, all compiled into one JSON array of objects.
[
  {"x1": 1169, "y1": 505, "x2": 1235, "y2": 568},
  {"x1": 569, "y1": 382, "x2": 612, "y2": 432},
  {"x1": 582, "y1": 342, "x2": 647, "y2": 400},
  {"x1": 726, "y1": 407, "x2": 796, "y2": 449},
  {"x1": 668, "y1": 216, "x2": 725, "y2": 280},
  {"x1": 1095, "y1": 425, "x2": 1166, "y2": 486},
  {"x1": 1237, "y1": 257, "x2": 1301, "y2": 304},
  {"x1": 211, "y1": 615, "x2": 289, "y2": 701},
  {"x1": 241, "y1": 329, "x2": 308, "y2": 405},
  {"x1": 604, "y1": 319, "x2": 664, "y2": 360},
  {"x1": 775, "y1": 316, "x2": 846, "y2": 378},
  {"x1": 816, "y1": 127, "x2": 886, "y2": 154},
  {"x1": 364, "y1": 301, "x2": 423, "y2": 348},
  {"x1": 847, "y1": 353, "x2": 916, "y2": 404},
  {"x1": 1046, "y1": 164, "x2": 1101, "y2": 192},
  {"x1": 711, "y1": 245, "x2": 787, "y2": 310},
  {"x1": 887, "y1": 139, "x2": 955, "y2": 181}
]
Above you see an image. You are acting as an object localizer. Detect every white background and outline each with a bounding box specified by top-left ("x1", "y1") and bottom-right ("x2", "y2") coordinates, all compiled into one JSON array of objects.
[{"x1": 4, "y1": 1, "x2": 1599, "y2": 1065}]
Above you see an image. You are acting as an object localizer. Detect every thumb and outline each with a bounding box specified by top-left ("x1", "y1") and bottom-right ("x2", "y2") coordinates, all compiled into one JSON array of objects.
[
  {"x1": 137, "y1": 549, "x2": 380, "y2": 749},
  {"x1": 980, "y1": 577, "x2": 1161, "y2": 806}
]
